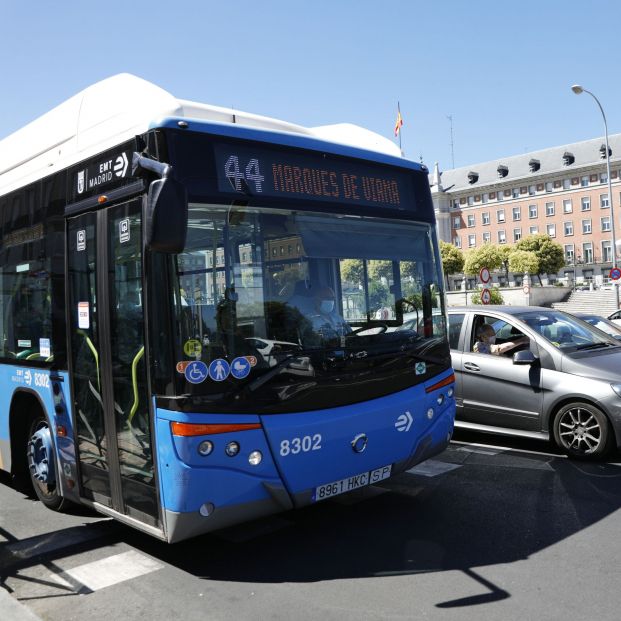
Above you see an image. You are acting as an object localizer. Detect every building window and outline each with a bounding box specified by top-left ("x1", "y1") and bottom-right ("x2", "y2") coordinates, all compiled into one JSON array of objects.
[
  {"x1": 529, "y1": 204, "x2": 538, "y2": 218},
  {"x1": 545, "y1": 181, "x2": 553, "y2": 192},
  {"x1": 563, "y1": 199, "x2": 573, "y2": 213},
  {"x1": 563, "y1": 178, "x2": 571, "y2": 189},
  {"x1": 564, "y1": 221, "x2": 574, "y2": 236},
  {"x1": 453, "y1": 217, "x2": 461, "y2": 229},
  {"x1": 529, "y1": 226, "x2": 538, "y2": 235},
  {"x1": 547, "y1": 224, "x2": 556, "y2": 237},
  {"x1": 581, "y1": 197, "x2": 591, "y2": 211},
  {"x1": 454, "y1": 237, "x2": 461, "y2": 248},
  {"x1": 482, "y1": 232, "x2": 491, "y2": 243},
  {"x1": 600, "y1": 172, "x2": 608, "y2": 184},
  {"x1": 453, "y1": 200, "x2": 460, "y2": 209},
  {"x1": 546, "y1": 202, "x2": 555, "y2": 216},
  {"x1": 482, "y1": 193, "x2": 489, "y2": 203},
  {"x1": 564, "y1": 244, "x2": 575, "y2": 263},
  {"x1": 513, "y1": 228, "x2": 522, "y2": 242},
  {"x1": 468, "y1": 234, "x2": 476, "y2": 247},
  {"x1": 512, "y1": 206, "x2": 521, "y2": 221},
  {"x1": 581, "y1": 176, "x2": 589, "y2": 187},
  {"x1": 467, "y1": 214, "x2": 475, "y2": 227},
  {"x1": 583, "y1": 243, "x2": 593, "y2": 264},
  {"x1": 468, "y1": 196, "x2": 474, "y2": 206},
  {"x1": 602, "y1": 241, "x2": 612, "y2": 263},
  {"x1": 512, "y1": 188, "x2": 520, "y2": 198},
  {"x1": 528, "y1": 185, "x2": 536, "y2": 196},
  {"x1": 498, "y1": 230, "x2": 506, "y2": 244},
  {"x1": 497, "y1": 209, "x2": 506, "y2": 223},
  {"x1": 482, "y1": 212, "x2": 490, "y2": 225},
  {"x1": 582, "y1": 219, "x2": 592, "y2": 234},
  {"x1": 600, "y1": 193, "x2": 610, "y2": 208},
  {"x1": 602, "y1": 216, "x2": 611, "y2": 232}
]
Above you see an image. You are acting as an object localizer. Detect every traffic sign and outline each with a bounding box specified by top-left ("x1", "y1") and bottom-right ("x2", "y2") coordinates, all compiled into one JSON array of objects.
[
  {"x1": 479, "y1": 266, "x2": 491, "y2": 284},
  {"x1": 610, "y1": 267, "x2": 621, "y2": 281},
  {"x1": 480, "y1": 288, "x2": 492, "y2": 305}
]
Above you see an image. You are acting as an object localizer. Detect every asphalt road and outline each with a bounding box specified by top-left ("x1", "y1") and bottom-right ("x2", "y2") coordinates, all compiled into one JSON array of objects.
[{"x1": 2, "y1": 434, "x2": 621, "y2": 621}]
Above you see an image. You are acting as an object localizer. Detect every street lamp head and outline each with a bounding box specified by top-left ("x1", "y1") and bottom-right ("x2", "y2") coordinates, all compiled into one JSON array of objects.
[{"x1": 571, "y1": 84, "x2": 584, "y2": 95}]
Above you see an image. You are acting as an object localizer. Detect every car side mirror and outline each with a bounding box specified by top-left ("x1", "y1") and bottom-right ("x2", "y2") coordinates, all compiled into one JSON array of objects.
[{"x1": 513, "y1": 350, "x2": 537, "y2": 365}]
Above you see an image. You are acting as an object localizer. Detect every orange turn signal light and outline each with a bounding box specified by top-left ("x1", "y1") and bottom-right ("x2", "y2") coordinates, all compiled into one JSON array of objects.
[
  {"x1": 171, "y1": 422, "x2": 262, "y2": 437},
  {"x1": 97, "y1": 195, "x2": 108, "y2": 204},
  {"x1": 425, "y1": 372, "x2": 455, "y2": 393}
]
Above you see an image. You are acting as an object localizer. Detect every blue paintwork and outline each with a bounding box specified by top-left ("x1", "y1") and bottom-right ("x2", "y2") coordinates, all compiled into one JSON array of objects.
[
  {"x1": 0, "y1": 366, "x2": 78, "y2": 500},
  {"x1": 155, "y1": 369, "x2": 455, "y2": 516}
]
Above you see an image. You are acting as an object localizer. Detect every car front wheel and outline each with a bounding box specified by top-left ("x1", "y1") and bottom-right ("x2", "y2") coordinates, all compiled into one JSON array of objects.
[{"x1": 552, "y1": 402, "x2": 612, "y2": 460}]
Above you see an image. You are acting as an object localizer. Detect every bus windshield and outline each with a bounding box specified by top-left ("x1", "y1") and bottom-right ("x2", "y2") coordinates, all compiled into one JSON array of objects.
[{"x1": 167, "y1": 204, "x2": 448, "y2": 413}]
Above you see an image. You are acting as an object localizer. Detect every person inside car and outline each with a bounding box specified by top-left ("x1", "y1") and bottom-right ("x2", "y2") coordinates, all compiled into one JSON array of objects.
[{"x1": 473, "y1": 324, "x2": 529, "y2": 355}]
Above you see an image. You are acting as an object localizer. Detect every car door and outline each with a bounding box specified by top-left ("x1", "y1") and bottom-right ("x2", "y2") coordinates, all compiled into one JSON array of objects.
[{"x1": 458, "y1": 312, "x2": 543, "y2": 431}]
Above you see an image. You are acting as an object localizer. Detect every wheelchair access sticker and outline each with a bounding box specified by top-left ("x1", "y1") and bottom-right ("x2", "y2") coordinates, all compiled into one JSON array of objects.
[{"x1": 185, "y1": 361, "x2": 208, "y2": 384}]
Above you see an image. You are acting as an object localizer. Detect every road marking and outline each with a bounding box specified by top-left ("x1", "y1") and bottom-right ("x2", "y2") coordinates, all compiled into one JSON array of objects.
[
  {"x1": 407, "y1": 460, "x2": 462, "y2": 477},
  {"x1": 50, "y1": 550, "x2": 163, "y2": 592}
]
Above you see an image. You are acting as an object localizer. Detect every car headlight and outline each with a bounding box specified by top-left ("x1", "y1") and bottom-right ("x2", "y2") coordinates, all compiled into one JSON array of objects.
[{"x1": 611, "y1": 383, "x2": 621, "y2": 398}]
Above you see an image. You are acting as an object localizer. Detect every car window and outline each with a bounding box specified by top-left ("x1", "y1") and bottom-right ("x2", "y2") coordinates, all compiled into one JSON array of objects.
[
  {"x1": 471, "y1": 314, "x2": 528, "y2": 356},
  {"x1": 448, "y1": 313, "x2": 464, "y2": 349}
]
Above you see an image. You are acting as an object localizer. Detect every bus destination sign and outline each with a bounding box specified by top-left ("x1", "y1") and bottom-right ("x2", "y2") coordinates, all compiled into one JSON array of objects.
[{"x1": 213, "y1": 143, "x2": 412, "y2": 211}]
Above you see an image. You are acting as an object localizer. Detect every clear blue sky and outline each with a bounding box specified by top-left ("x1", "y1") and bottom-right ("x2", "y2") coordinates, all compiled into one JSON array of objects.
[{"x1": 2, "y1": 0, "x2": 620, "y2": 171}]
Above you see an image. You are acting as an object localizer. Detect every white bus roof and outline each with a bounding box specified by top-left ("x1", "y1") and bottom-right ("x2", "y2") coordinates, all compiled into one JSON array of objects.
[{"x1": 0, "y1": 73, "x2": 401, "y2": 195}]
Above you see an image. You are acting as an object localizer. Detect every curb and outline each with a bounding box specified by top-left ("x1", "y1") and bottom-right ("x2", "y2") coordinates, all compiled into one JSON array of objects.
[{"x1": 0, "y1": 587, "x2": 43, "y2": 621}]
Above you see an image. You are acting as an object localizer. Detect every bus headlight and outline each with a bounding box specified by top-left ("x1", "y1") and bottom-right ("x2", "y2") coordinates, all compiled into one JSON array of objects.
[
  {"x1": 225, "y1": 441, "x2": 240, "y2": 457},
  {"x1": 248, "y1": 451, "x2": 262, "y2": 466},
  {"x1": 197, "y1": 440, "x2": 214, "y2": 456}
]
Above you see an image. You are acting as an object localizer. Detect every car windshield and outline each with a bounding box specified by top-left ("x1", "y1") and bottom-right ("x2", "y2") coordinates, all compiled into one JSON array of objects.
[
  {"x1": 165, "y1": 204, "x2": 448, "y2": 412},
  {"x1": 578, "y1": 315, "x2": 621, "y2": 340},
  {"x1": 515, "y1": 310, "x2": 618, "y2": 352}
]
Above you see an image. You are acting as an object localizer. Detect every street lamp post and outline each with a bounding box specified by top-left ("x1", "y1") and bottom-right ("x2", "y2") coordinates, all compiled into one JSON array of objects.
[{"x1": 571, "y1": 84, "x2": 619, "y2": 308}]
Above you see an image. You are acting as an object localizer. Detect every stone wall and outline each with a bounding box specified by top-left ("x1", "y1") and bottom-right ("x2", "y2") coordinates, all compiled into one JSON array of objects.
[{"x1": 446, "y1": 286, "x2": 571, "y2": 308}]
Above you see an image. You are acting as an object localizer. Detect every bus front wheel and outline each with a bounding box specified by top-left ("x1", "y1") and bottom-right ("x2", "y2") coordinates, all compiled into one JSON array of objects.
[{"x1": 26, "y1": 414, "x2": 65, "y2": 510}]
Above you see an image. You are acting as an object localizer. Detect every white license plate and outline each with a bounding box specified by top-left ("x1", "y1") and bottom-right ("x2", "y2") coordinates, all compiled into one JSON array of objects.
[{"x1": 313, "y1": 465, "x2": 392, "y2": 502}]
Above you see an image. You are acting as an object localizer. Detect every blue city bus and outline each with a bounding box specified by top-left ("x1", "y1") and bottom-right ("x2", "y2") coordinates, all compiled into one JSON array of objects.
[{"x1": 0, "y1": 75, "x2": 455, "y2": 542}]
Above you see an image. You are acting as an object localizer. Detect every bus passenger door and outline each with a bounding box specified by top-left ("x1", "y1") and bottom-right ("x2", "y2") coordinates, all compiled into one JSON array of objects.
[{"x1": 67, "y1": 199, "x2": 159, "y2": 527}]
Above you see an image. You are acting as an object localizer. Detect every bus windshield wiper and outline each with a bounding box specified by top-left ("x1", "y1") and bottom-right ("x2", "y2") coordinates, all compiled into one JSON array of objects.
[{"x1": 240, "y1": 348, "x2": 317, "y2": 394}]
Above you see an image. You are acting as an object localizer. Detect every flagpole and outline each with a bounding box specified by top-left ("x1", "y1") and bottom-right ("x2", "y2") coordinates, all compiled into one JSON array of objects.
[{"x1": 397, "y1": 101, "x2": 402, "y2": 152}]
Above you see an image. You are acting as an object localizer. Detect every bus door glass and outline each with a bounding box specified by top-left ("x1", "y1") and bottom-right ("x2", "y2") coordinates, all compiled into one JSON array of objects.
[{"x1": 67, "y1": 199, "x2": 158, "y2": 524}]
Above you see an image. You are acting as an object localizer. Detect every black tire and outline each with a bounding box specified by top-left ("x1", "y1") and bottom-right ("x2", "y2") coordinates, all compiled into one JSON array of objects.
[
  {"x1": 26, "y1": 414, "x2": 66, "y2": 510},
  {"x1": 552, "y1": 402, "x2": 612, "y2": 460}
]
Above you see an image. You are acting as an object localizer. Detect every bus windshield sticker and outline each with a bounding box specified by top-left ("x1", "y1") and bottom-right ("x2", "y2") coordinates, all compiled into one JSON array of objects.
[
  {"x1": 119, "y1": 219, "x2": 130, "y2": 243},
  {"x1": 16, "y1": 263, "x2": 29, "y2": 273},
  {"x1": 176, "y1": 360, "x2": 191, "y2": 374},
  {"x1": 77, "y1": 230, "x2": 86, "y2": 251},
  {"x1": 415, "y1": 362, "x2": 426, "y2": 375},
  {"x1": 185, "y1": 361, "x2": 208, "y2": 384},
  {"x1": 183, "y1": 339, "x2": 202, "y2": 358},
  {"x1": 17, "y1": 339, "x2": 31, "y2": 349},
  {"x1": 230, "y1": 357, "x2": 251, "y2": 379},
  {"x1": 208, "y1": 359, "x2": 230, "y2": 382},
  {"x1": 78, "y1": 302, "x2": 90, "y2": 329},
  {"x1": 39, "y1": 338, "x2": 51, "y2": 358}
]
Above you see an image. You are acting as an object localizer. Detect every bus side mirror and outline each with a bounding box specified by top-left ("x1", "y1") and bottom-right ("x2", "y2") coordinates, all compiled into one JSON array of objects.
[{"x1": 145, "y1": 177, "x2": 188, "y2": 253}]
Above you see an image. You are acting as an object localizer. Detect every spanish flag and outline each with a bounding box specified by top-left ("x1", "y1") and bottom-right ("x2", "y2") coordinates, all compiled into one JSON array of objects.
[{"x1": 394, "y1": 105, "x2": 403, "y2": 137}]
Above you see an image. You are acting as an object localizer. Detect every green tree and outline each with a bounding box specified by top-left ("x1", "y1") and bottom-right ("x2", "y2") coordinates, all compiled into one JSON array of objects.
[
  {"x1": 340, "y1": 259, "x2": 364, "y2": 284},
  {"x1": 509, "y1": 249, "x2": 540, "y2": 275},
  {"x1": 439, "y1": 241, "x2": 464, "y2": 288},
  {"x1": 498, "y1": 245, "x2": 513, "y2": 284},
  {"x1": 367, "y1": 260, "x2": 393, "y2": 281},
  {"x1": 515, "y1": 234, "x2": 565, "y2": 285},
  {"x1": 463, "y1": 244, "x2": 504, "y2": 275}
]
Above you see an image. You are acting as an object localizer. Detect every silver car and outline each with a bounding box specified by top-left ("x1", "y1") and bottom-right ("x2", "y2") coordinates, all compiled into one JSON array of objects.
[{"x1": 448, "y1": 305, "x2": 621, "y2": 459}]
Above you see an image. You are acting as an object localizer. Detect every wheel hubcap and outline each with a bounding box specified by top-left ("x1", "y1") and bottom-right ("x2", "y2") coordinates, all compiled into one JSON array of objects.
[
  {"x1": 558, "y1": 407, "x2": 601, "y2": 454},
  {"x1": 27, "y1": 423, "x2": 55, "y2": 489}
]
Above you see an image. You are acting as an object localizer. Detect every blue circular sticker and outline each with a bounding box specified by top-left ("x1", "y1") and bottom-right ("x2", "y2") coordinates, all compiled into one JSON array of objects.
[
  {"x1": 230, "y1": 356, "x2": 251, "y2": 379},
  {"x1": 208, "y1": 358, "x2": 230, "y2": 382},
  {"x1": 185, "y1": 361, "x2": 208, "y2": 384}
]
